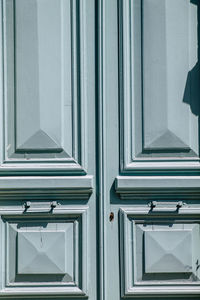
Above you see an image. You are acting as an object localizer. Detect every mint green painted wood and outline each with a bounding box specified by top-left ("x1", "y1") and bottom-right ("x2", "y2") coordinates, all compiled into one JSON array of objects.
[
  {"x1": 99, "y1": 1, "x2": 200, "y2": 300},
  {"x1": 1, "y1": 0, "x2": 97, "y2": 299},
  {"x1": 119, "y1": 0, "x2": 200, "y2": 173},
  {"x1": 3, "y1": 208, "x2": 88, "y2": 296},
  {"x1": 1, "y1": 0, "x2": 91, "y2": 175},
  {"x1": 18, "y1": 231, "x2": 67, "y2": 275},
  {"x1": 143, "y1": 0, "x2": 198, "y2": 153},
  {"x1": 120, "y1": 207, "x2": 200, "y2": 296},
  {"x1": 144, "y1": 229, "x2": 193, "y2": 274},
  {"x1": 14, "y1": 0, "x2": 71, "y2": 154},
  {"x1": 0, "y1": 0, "x2": 200, "y2": 300}
]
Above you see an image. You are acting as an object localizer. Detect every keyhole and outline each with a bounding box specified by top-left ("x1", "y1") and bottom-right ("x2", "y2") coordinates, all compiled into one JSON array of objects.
[{"x1": 109, "y1": 212, "x2": 114, "y2": 222}]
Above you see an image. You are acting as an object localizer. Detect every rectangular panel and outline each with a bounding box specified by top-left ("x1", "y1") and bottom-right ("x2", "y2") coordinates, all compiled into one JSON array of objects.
[
  {"x1": 1, "y1": 0, "x2": 87, "y2": 174},
  {"x1": 143, "y1": 0, "x2": 198, "y2": 153},
  {"x1": 9, "y1": 222, "x2": 73, "y2": 281},
  {"x1": 120, "y1": 0, "x2": 200, "y2": 172},
  {"x1": 144, "y1": 230, "x2": 193, "y2": 274},
  {"x1": 14, "y1": 0, "x2": 71, "y2": 153},
  {"x1": 120, "y1": 207, "x2": 200, "y2": 296},
  {"x1": 0, "y1": 207, "x2": 88, "y2": 296},
  {"x1": 17, "y1": 231, "x2": 67, "y2": 274}
]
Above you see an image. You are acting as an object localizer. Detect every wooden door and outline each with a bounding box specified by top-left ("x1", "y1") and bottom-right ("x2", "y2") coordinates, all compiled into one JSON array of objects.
[
  {"x1": 99, "y1": 0, "x2": 200, "y2": 299},
  {"x1": 1, "y1": 0, "x2": 200, "y2": 300},
  {"x1": 0, "y1": 0, "x2": 96, "y2": 299}
]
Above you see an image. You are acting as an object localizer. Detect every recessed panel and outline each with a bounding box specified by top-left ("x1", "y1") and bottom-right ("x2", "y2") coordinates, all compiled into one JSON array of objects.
[
  {"x1": 2, "y1": 0, "x2": 87, "y2": 173},
  {"x1": 143, "y1": 0, "x2": 199, "y2": 154},
  {"x1": 120, "y1": 208, "x2": 200, "y2": 296},
  {"x1": 15, "y1": 0, "x2": 71, "y2": 154},
  {"x1": 6, "y1": 0, "x2": 72, "y2": 156},
  {"x1": 120, "y1": 0, "x2": 200, "y2": 170},
  {"x1": 0, "y1": 210, "x2": 88, "y2": 296}
]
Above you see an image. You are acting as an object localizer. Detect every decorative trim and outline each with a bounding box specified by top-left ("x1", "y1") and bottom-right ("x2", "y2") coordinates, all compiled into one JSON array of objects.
[
  {"x1": 0, "y1": 176, "x2": 93, "y2": 200},
  {"x1": 116, "y1": 176, "x2": 200, "y2": 200},
  {"x1": 0, "y1": 206, "x2": 88, "y2": 297},
  {"x1": 98, "y1": 0, "x2": 106, "y2": 299},
  {"x1": 119, "y1": 0, "x2": 200, "y2": 174},
  {"x1": 0, "y1": 0, "x2": 88, "y2": 175},
  {"x1": 120, "y1": 207, "x2": 200, "y2": 297}
]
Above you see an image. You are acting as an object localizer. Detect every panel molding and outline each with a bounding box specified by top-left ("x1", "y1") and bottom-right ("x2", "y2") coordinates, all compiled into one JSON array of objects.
[
  {"x1": 0, "y1": 175, "x2": 93, "y2": 200},
  {"x1": 0, "y1": 0, "x2": 89, "y2": 175},
  {"x1": 116, "y1": 175, "x2": 200, "y2": 200},
  {"x1": 120, "y1": 207, "x2": 200, "y2": 297},
  {"x1": 0, "y1": 206, "x2": 88, "y2": 297},
  {"x1": 119, "y1": 0, "x2": 200, "y2": 174}
]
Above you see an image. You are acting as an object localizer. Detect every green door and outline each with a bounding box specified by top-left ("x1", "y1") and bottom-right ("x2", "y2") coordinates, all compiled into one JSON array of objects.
[
  {"x1": 0, "y1": 0, "x2": 96, "y2": 298},
  {"x1": 0, "y1": 0, "x2": 200, "y2": 299},
  {"x1": 100, "y1": 0, "x2": 200, "y2": 299}
]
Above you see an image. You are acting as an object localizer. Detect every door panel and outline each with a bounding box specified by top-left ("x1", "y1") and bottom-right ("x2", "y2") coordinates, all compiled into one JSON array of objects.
[
  {"x1": 120, "y1": 207, "x2": 200, "y2": 297},
  {"x1": 100, "y1": 0, "x2": 200, "y2": 300},
  {"x1": 0, "y1": 0, "x2": 96, "y2": 299},
  {"x1": 2, "y1": 208, "x2": 87, "y2": 296},
  {"x1": 142, "y1": 0, "x2": 198, "y2": 153},
  {"x1": 1, "y1": 0, "x2": 200, "y2": 299},
  {"x1": 120, "y1": 0, "x2": 200, "y2": 170},
  {"x1": 2, "y1": 0, "x2": 88, "y2": 174}
]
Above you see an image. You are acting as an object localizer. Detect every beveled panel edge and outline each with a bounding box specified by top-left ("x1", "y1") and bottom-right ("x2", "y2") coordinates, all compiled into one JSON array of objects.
[
  {"x1": 119, "y1": 0, "x2": 200, "y2": 174},
  {"x1": 0, "y1": 288, "x2": 87, "y2": 297},
  {"x1": 0, "y1": 175, "x2": 93, "y2": 200},
  {"x1": 116, "y1": 176, "x2": 200, "y2": 200},
  {"x1": 120, "y1": 207, "x2": 200, "y2": 297}
]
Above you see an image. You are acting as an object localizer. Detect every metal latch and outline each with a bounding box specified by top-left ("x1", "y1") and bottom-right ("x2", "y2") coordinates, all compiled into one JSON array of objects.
[
  {"x1": 149, "y1": 201, "x2": 184, "y2": 211},
  {"x1": 23, "y1": 201, "x2": 58, "y2": 212}
]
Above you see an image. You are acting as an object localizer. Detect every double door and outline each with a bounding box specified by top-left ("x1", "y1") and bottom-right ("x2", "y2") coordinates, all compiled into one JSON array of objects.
[{"x1": 0, "y1": 0, "x2": 200, "y2": 299}]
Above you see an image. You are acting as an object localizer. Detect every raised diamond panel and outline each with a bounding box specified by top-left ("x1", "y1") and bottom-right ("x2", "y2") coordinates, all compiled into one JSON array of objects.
[
  {"x1": 144, "y1": 230, "x2": 193, "y2": 274},
  {"x1": 8, "y1": 221, "x2": 74, "y2": 283},
  {"x1": 18, "y1": 231, "x2": 66, "y2": 274},
  {"x1": 120, "y1": 208, "x2": 200, "y2": 296},
  {"x1": 0, "y1": 208, "x2": 88, "y2": 297}
]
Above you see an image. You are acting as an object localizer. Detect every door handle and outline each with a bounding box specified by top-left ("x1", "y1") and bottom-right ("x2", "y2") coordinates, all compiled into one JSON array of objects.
[
  {"x1": 149, "y1": 201, "x2": 183, "y2": 211},
  {"x1": 24, "y1": 201, "x2": 57, "y2": 212}
]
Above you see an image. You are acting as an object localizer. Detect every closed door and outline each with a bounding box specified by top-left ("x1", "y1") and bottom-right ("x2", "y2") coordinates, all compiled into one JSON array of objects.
[
  {"x1": 101, "y1": 0, "x2": 200, "y2": 300},
  {"x1": 0, "y1": 0, "x2": 96, "y2": 298},
  {"x1": 1, "y1": 0, "x2": 200, "y2": 300}
]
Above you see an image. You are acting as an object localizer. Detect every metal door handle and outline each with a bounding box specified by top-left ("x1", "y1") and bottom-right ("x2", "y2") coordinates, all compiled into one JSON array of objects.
[
  {"x1": 24, "y1": 201, "x2": 57, "y2": 212},
  {"x1": 149, "y1": 201, "x2": 183, "y2": 210}
]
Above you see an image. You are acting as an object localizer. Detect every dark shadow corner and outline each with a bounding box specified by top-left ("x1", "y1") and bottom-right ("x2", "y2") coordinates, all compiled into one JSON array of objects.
[{"x1": 183, "y1": 0, "x2": 200, "y2": 116}]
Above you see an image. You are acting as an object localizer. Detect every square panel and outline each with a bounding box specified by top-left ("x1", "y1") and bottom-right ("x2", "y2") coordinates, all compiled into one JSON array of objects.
[
  {"x1": 120, "y1": 207, "x2": 200, "y2": 296},
  {"x1": 144, "y1": 230, "x2": 193, "y2": 274},
  {"x1": 0, "y1": 208, "x2": 88, "y2": 297},
  {"x1": 7, "y1": 220, "x2": 74, "y2": 286},
  {"x1": 135, "y1": 223, "x2": 199, "y2": 283},
  {"x1": 18, "y1": 231, "x2": 66, "y2": 275}
]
